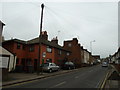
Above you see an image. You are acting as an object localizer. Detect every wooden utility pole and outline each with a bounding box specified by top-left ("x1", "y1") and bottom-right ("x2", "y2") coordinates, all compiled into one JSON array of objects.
[{"x1": 37, "y1": 3, "x2": 44, "y2": 75}]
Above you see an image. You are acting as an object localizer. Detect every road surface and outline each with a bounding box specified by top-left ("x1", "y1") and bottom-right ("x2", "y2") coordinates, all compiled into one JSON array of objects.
[{"x1": 4, "y1": 64, "x2": 109, "y2": 88}]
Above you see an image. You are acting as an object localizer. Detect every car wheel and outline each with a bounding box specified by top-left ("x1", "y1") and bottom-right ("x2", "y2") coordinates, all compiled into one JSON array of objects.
[
  {"x1": 49, "y1": 69, "x2": 52, "y2": 73},
  {"x1": 68, "y1": 67, "x2": 71, "y2": 70},
  {"x1": 73, "y1": 67, "x2": 75, "y2": 69},
  {"x1": 58, "y1": 68, "x2": 60, "y2": 71}
]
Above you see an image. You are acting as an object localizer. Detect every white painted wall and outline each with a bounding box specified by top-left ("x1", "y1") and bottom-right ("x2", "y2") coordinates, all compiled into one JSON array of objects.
[
  {"x1": 83, "y1": 50, "x2": 89, "y2": 64},
  {"x1": 0, "y1": 46, "x2": 16, "y2": 72}
]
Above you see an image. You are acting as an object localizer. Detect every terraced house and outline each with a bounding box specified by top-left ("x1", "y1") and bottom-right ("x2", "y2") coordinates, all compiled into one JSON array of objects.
[
  {"x1": 63, "y1": 38, "x2": 82, "y2": 68},
  {"x1": 2, "y1": 31, "x2": 71, "y2": 72}
]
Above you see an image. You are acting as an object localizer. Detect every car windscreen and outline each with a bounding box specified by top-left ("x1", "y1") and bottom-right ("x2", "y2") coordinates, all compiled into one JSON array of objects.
[
  {"x1": 65, "y1": 62, "x2": 74, "y2": 65},
  {"x1": 102, "y1": 62, "x2": 107, "y2": 64},
  {"x1": 43, "y1": 63, "x2": 49, "y2": 67}
]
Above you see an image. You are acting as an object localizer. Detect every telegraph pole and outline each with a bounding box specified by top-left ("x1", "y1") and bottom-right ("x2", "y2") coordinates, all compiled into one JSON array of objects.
[{"x1": 37, "y1": 3, "x2": 44, "y2": 75}]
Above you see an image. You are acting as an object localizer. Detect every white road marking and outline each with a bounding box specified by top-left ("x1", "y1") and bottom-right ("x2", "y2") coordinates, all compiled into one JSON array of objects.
[
  {"x1": 75, "y1": 76, "x2": 79, "y2": 78},
  {"x1": 51, "y1": 81, "x2": 66, "y2": 88},
  {"x1": 88, "y1": 70, "x2": 93, "y2": 72}
]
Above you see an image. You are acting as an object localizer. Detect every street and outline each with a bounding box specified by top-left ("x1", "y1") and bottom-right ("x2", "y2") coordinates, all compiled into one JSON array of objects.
[{"x1": 4, "y1": 64, "x2": 109, "y2": 88}]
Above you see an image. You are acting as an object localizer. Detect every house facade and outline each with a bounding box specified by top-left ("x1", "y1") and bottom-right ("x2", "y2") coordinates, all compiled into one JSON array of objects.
[
  {"x1": 111, "y1": 47, "x2": 120, "y2": 64},
  {"x1": 2, "y1": 31, "x2": 71, "y2": 72},
  {"x1": 63, "y1": 38, "x2": 82, "y2": 68},
  {"x1": 81, "y1": 46, "x2": 84, "y2": 65}
]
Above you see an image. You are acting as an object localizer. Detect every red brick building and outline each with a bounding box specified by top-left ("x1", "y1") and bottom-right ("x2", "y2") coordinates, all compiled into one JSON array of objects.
[
  {"x1": 2, "y1": 31, "x2": 71, "y2": 72},
  {"x1": 63, "y1": 38, "x2": 82, "y2": 68}
]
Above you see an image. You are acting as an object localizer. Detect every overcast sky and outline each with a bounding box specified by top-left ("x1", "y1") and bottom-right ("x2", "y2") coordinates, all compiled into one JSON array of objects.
[{"x1": 0, "y1": 1, "x2": 118, "y2": 58}]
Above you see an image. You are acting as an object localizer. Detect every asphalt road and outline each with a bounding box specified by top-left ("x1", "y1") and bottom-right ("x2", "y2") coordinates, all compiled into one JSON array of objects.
[{"x1": 4, "y1": 64, "x2": 109, "y2": 88}]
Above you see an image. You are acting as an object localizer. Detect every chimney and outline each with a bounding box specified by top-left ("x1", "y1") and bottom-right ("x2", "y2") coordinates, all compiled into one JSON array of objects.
[
  {"x1": 81, "y1": 46, "x2": 83, "y2": 50},
  {"x1": 73, "y1": 38, "x2": 78, "y2": 45},
  {"x1": 41, "y1": 31, "x2": 48, "y2": 40},
  {"x1": 51, "y1": 36, "x2": 58, "y2": 44}
]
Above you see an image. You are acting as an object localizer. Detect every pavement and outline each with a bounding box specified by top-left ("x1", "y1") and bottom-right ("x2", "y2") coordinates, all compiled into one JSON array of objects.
[
  {"x1": 1, "y1": 68, "x2": 84, "y2": 87},
  {"x1": 101, "y1": 64, "x2": 120, "y2": 89}
]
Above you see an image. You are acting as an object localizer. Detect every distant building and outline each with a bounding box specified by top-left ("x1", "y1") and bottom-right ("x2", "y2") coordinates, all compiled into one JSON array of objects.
[
  {"x1": 92, "y1": 55, "x2": 100, "y2": 60},
  {"x1": 92, "y1": 55, "x2": 101, "y2": 64}
]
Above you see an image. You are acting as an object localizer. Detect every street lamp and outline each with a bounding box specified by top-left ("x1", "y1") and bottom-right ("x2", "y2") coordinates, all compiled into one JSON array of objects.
[
  {"x1": 90, "y1": 40, "x2": 95, "y2": 55},
  {"x1": 37, "y1": 3, "x2": 44, "y2": 75}
]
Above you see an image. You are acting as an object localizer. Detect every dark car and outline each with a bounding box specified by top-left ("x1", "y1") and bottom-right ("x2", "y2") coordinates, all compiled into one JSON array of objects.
[{"x1": 62, "y1": 61, "x2": 75, "y2": 70}]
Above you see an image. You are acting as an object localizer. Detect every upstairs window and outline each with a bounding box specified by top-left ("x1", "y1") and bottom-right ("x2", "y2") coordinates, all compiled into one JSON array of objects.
[
  {"x1": 46, "y1": 46, "x2": 52, "y2": 53},
  {"x1": 22, "y1": 45, "x2": 25, "y2": 50},
  {"x1": 17, "y1": 43, "x2": 21, "y2": 49},
  {"x1": 68, "y1": 43, "x2": 72, "y2": 47},
  {"x1": 29, "y1": 45, "x2": 34, "y2": 52},
  {"x1": 67, "y1": 52, "x2": 70, "y2": 56},
  {"x1": 58, "y1": 50, "x2": 62, "y2": 55},
  {"x1": 46, "y1": 59, "x2": 52, "y2": 63}
]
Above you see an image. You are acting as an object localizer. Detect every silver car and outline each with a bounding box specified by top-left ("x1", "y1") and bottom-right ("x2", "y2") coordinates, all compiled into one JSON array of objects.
[
  {"x1": 102, "y1": 62, "x2": 108, "y2": 67},
  {"x1": 42, "y1": 63, "x2": 60, "y2": 73}
]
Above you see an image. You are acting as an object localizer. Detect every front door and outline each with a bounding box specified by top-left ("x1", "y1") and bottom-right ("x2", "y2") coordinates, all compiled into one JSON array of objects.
[
  {"x1": 21, "y1": 58, "x2": 26, "y2": 72},
  {"x1": 34, "y1": 59, "x2": 37, "y2": 72}
]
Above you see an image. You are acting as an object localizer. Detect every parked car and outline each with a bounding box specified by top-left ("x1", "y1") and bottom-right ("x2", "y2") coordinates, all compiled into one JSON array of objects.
[
  {"x1": 102, "y1": 62, "x2": 108, "y2": 67},
  {"x1": 42, "y1": 63, "x2": 60, "y2": 73},
  {"x1": 62, "y1": 61, "x2": 75, "y2": 70}
]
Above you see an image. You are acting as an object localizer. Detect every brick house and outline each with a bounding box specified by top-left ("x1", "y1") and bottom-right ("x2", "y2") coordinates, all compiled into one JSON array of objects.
[
  {"x1": 2, "y1": 31, "x2": 71, "y2": 72},
  {"x1": 92, "y1": 55, "x2": 100, "y2": 64},
  {"x1": 63, "y1": 38, "x2": 82, "y2": 68}
]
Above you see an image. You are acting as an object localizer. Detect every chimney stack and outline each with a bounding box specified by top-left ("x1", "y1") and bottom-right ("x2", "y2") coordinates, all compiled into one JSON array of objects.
[
  {"x1": 41, "y1": 31, "x2": 48, "y2": 40},
  {"x1": 51, "y1": 36, "x2": 58, "y2": 44}
]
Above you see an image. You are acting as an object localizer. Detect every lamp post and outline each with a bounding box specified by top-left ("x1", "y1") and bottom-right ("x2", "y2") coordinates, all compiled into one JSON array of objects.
[
  {"x1": 37, "y1": 3, "x2": 44, "y2": 75},
  {"x1": 90, "y1": 40, "x2": 95, "y2": 55}
]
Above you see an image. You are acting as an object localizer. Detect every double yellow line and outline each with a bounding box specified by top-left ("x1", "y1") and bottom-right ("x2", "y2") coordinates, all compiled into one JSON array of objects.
[
  {"x1": 100, "y1": 72, "x2": 109, "y2": 89},
  {"x1": 98, "y1": 70, "x2": 111, "y2": 90}
]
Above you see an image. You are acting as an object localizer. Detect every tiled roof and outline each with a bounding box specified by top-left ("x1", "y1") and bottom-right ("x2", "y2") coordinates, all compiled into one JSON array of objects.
[
  {"x1": 27, "y1": 37, "x2": 70, "y2": 52},
  {"x1": 3, "y1": 38, "x2": 70, "y2": 52},
  {"x1": 0, "y1": 20, "x2": 5, "y2": 25},
  {"x1": 3, "y1": 39, "x2": 27, "y2": 44}
]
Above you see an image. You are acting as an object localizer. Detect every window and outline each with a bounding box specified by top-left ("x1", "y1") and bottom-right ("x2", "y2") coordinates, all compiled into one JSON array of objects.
[
  {"x1": 29, "y1": 45, "x2": 34, "y2": 52},
  {"x1": 17, "y1": 43, "x2": 21, "y2": 49},
  {"x1": 68, "y1": 43, "x2": 72, "y2": 47},
  {"x1": 67, "y1": 52, "x2": 70, "y2": 56},
  {"x1": 16, "y1": 58, "x2": 19, "y2": 64},
  {"x1": 46, "y1": 46, "x2": 52, "y2": 53},
  {"x1": 46, "y1": 59, "x2": 52, "y2": 63},
  {"x1": 52, "y1": 63, "x2": 56, "y2": 66},
  {"x1": 27, "y1": 59, "x2": 32, "y2": 66},
  {"x1": 43, "y1": 63, "x2": 49, "y2": 67},
  {"x1": 22, "y1": 45, "x2": 25, "y2": 50},
  {"x1": 58, "y1": 50, "x2": 62, "y2": 55}
]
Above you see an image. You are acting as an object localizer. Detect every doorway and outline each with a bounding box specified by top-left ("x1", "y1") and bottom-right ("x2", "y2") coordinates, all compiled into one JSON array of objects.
[{"x1": 34, "y1": 59, "x2": 37, "y2": 72}]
